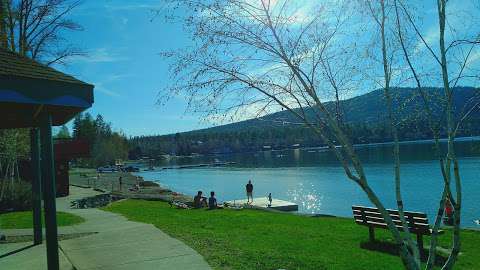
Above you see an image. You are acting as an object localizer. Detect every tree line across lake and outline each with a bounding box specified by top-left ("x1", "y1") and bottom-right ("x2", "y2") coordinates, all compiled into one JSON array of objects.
[{"x1": 129, "y1": 87, "x2": 480, "y2": 158}]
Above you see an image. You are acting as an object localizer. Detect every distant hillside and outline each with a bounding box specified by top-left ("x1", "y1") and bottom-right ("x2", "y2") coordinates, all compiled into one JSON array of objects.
[
  {"x1": 195, "y1": 87, "x2": 479, "y2": 133},
  {"x1": 129, "y1": 87, "x2": 480, "y2": 158}
]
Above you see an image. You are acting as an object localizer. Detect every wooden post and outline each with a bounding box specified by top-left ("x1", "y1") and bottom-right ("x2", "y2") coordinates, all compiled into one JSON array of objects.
[
  {"x1": 417, "y1": 234, "x2": 424, "y2": 257},
  {"x1": 369, "y1": 226, "x2": 375, "y2": 242},
  {"x1": 30, "y1": 128, "x2": 42, "y2": 245},
  {"x1": 40, "y1": 113, "x2": 59, "y2": 270}
]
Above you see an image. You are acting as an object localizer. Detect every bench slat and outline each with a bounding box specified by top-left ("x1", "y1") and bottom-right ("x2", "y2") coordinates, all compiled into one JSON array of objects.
[
  {"x1": 353, "y1": 213, "x2": 429, "y2": 226},
  {"x1": 354, "y1": 216, "x2": 430, "y2": 231},
  {"x1": 352, "y1": 205, "x2": 427, "y2": 219},
  {"x1": 353, "y1": 210, "x2": 429, "y2": 224}
]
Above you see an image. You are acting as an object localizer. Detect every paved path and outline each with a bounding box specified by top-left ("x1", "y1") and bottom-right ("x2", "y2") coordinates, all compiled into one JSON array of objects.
[
  {"x1": 0, "y1": 242, "x2": 74, "y2": 270},
  {"x1": 1, "y1": 186, "x2": 211, "y2": 270}
]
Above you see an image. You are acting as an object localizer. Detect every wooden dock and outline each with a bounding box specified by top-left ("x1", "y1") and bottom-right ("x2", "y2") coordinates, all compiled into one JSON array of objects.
[
  {"x1": 161, "y1": 162, "x2": 237, "y2": 170},
  {"x1": 226, "y1": 198, "x2": 298, "y2": 212}
]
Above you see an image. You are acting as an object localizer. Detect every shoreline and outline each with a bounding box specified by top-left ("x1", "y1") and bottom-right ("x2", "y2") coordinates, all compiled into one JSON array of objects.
[
  {"x1": 71, "y1": 169, "x2": 480, "y2": 230},
  {"x1": 70, "y1": 169, "x2": 194, "y2": 204},
  {"x1": 134, "y1": 172, "x2": 480, "y2": 230}
]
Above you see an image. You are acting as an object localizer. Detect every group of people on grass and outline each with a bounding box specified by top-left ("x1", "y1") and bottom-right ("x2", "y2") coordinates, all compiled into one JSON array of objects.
[
  {"x1": 193, "y1": 191, "x2": 218, "y2": 209},
  {"x1": 193, "y1": 180, "x2": 273, "y2": 209}
]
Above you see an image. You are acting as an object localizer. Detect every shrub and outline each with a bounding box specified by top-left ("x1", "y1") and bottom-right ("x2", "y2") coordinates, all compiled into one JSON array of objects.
[
  {"x1": 0, "y1": 180, "x2": 32, "y2": 213},
  {"x1": 139, "y1": 180, "x2": 159, "y2": 187}
]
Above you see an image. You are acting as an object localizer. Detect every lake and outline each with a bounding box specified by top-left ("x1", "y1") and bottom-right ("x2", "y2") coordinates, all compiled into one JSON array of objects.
[{"x1": 136, "y1": 138, "x2": 480, "y2": 228}]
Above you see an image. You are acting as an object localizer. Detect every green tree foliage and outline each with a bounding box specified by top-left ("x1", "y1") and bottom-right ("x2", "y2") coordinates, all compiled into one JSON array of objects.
[
  {"x1": 72, "y1": 113, "x2": 129, "y2": 167},
  {"x1": 55, "y1": 125, "x2": 71, "y2": 139},
  {"x1": 0, "y1": 129, "x2": 29, "y2": 201}
]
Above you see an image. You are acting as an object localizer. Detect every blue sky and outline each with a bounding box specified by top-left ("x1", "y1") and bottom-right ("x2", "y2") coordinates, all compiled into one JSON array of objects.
[
  {"x1": 57, "y1": 0, "x2": 203, "y2": 137},
  {"x1": 56, "y1": 0, "x2": 479, "y2": 137}
]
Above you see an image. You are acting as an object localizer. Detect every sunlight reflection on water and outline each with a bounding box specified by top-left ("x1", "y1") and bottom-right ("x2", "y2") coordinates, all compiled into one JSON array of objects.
[{"x1": 287, "y1": 182, "x2": 323, "y2": 214}]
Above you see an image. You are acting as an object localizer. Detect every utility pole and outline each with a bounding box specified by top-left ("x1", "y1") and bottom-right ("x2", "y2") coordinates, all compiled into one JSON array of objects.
[{"x1": 0, "y1": 0, "x2": 8, "y2": 48}]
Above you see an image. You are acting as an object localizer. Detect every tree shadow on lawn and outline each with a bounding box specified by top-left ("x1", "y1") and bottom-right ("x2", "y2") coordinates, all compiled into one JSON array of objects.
[
  {"x1": 360, "y1": 241, "x2": 448, "y2": 266},
  {"x1": 0, "y1": 243, "x2": 35, "y2": 259}
]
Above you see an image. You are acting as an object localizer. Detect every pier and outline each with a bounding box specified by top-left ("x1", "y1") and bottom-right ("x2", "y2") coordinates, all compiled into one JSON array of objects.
[
  {"x1": 158, "y1": 162, "x2": 237, "y2": 170},
  {"x1": 227, "y1": 198, "x2": 298, "y2": 212}
]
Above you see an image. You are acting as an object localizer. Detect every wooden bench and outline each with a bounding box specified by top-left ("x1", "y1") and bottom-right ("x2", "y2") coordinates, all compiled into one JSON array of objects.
[{"x1": 352, "y1": 205, "x2": 443, "y2": 253}]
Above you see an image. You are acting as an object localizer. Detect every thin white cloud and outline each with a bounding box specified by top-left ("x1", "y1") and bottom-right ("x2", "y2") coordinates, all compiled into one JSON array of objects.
[
  {"x1": 94, "y1": 82, "x2": 122, "y2": 98},
  {"x1": 104, "y1": 2, "x2": 169, "y2": 12},
  {"x1": 70, "y1": 48, "x2": 129, "y2": 63}
]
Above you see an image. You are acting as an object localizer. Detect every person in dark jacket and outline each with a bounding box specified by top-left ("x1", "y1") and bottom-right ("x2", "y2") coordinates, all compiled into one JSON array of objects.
[{"x1": 246, "y1": 180, "x2": 253, "y2": 203}]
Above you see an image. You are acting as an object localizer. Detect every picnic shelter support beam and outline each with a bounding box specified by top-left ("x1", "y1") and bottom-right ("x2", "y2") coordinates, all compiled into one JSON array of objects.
[
  {"x1": 30, "y1": 128, "x2": 42, "y2": 245},
  {"x1": 40, "y1": 113, "x2": 59, "y2": 270}
]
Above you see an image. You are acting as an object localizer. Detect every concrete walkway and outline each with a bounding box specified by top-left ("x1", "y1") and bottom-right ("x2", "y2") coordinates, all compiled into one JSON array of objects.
[
  {"x1": 0, "y1": 242, "x2": 74, "y2": 270},
  {"x1": 1, "y1": 186, "x2": 211, "y2": 270}
]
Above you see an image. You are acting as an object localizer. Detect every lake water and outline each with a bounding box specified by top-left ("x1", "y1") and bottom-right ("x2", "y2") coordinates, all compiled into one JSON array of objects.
[{"x1": 136, "y1": 138, "x2": 480, "y2": 228}]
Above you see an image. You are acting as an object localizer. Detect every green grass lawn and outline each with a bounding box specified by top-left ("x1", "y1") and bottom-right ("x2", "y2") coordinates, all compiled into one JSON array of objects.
[
  {"x1": 0, "y1": 211, "x2": 85, "y2": 229},
  {"x1": 104, "y1": 200, "x2": 480, "y2": 270}
]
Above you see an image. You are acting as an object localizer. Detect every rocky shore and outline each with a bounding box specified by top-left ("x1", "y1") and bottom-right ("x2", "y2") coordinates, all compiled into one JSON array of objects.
[{"x1": 69, "y1": 168, "x2": 193, "y2": 204}]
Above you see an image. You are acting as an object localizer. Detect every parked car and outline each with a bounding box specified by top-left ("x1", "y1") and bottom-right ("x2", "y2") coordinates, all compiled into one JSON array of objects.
[
  {"x1": 122, "y1": 165, "x2": 140, "y2": 172},
  {"x1": 97, "y1": 166, "x2": 118, "y2": 173}
]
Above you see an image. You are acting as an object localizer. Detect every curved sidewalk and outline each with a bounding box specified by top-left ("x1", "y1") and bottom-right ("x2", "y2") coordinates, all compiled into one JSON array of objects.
[{"x1": 2, "y1": 186, "x2": 211, "y2": 270}]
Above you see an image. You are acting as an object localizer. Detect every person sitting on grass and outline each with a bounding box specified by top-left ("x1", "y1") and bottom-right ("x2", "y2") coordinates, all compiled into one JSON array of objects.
[
  {"x1": 208, "y1": 191, "x2": 218, "y2": 210},
  {"x1": 193, "y1": 191, "x2": 207, "y2": 208},
  {"x1": 128, "y1": 184, "x2": 140, "y2": 192}
]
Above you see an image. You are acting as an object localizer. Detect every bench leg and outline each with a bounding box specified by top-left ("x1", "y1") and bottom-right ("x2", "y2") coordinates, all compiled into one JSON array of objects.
[
  {"x1": 417, "y1": 234, "x2": 424, "y2": 257},
  {"x1": 369, "y1": 226, "x2": 375, "y2": 242}
]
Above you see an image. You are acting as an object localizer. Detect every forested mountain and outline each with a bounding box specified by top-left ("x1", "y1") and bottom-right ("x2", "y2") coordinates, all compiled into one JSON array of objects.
[{"x1": 129, "y1": 87, "x2": 480, "y2": 158}]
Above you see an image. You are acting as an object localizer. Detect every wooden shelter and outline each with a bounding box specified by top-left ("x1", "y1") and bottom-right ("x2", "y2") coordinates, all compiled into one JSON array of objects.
[
  {"x1": 54, "y1": 139, "x2": 91, "y2": 196},
  {"x1": 0, "y1": 48, "x2": 94, "y2": 270}
]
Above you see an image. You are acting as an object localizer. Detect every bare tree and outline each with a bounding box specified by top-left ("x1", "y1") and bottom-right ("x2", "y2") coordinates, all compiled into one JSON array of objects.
[
  {"x1": 0, "y1": 129, "x2": 29, "y2": 201},
  {"x1": 160, "y1": 0, "x2": 479, "y2": 269},
  {"x1": 0, "y1": 0, "x2": 84, "y2": 65},
  {"x1": 361, "y1": 1, "x2": 425, "y2": 267},
  {"x1": 390, "y1": 1, "x2": 480, "y2": 269}
]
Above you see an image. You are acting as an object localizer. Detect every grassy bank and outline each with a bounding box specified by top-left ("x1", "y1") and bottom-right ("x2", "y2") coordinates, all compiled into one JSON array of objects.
[
  {"x1": 0, "y1": 211, "x2": 85, "y2": 229},
  {"x1": 104, "y1": 200, "x2": 479, "y2": 270}
]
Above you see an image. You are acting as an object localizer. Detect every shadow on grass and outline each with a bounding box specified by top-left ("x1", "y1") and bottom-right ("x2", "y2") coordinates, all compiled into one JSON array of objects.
[
  {"x1": 0, "y1": 243, "x2": 35, "y2": 259},
  {"x1": 360, "y1": 241, "x2": 448, "y2": 266}
]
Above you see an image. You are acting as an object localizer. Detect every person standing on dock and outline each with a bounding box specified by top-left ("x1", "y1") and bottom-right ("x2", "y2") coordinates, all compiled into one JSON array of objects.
[
  {"x1": 246, "y1": 180, "x2": 254, "y2": 203},
  {"x1": 118, "y1": 176, "x2": 123, "y2": 192}
]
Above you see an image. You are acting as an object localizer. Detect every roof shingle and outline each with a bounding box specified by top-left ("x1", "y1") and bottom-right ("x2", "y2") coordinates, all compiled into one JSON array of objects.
[{"x1": 0, "y1": 48, "x2": 91, "y2": 86}]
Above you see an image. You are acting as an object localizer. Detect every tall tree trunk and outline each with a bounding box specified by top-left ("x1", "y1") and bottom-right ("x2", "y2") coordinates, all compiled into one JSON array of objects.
[
  {"x1": 7, "y1": 0, "x2": 14, "y2": 51},
  {"x1": 0, "y1": 0, "x2": 7, "y2": 48},
  {"x1": 379, "y1": 1, "x2": 420, "y2": 267},
  {"x1": 438, "y1": 0, "x2": 462, "y2": 269},
  {"x1": 1, "y1": 161, "x2": 10, "y2": 200}
]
